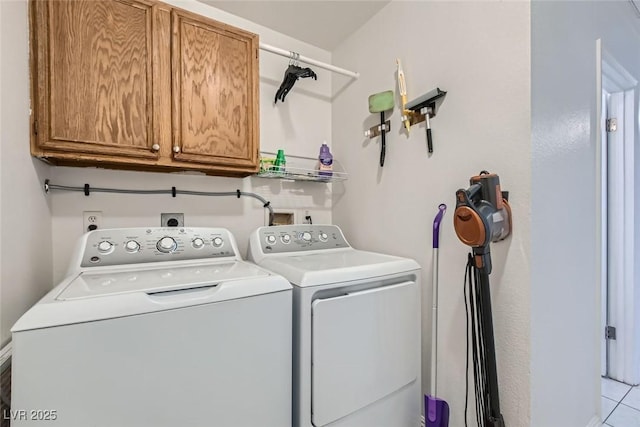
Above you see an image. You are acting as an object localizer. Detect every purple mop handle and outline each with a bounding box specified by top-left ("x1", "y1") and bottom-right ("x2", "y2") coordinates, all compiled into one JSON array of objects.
[{"x1": 433, "y1": 204, "x2": 447, "y2": 248}]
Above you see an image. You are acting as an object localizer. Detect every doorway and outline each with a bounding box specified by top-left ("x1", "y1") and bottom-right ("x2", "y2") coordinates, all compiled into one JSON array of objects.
[{"x1": 599, "y1": 43, "x2": 639, "y2": 385}]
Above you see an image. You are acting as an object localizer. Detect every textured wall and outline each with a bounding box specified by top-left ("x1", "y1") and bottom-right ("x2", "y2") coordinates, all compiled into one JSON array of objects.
[
  {"x1": 331, "y1": 2, "x2": 531, "y2": 426},
  {"x1": 531, "y1": 1, "x2": 640, "y2": 425},
  {"x1": 0, "y1": 0, "x2": 53, "y2": 345}
]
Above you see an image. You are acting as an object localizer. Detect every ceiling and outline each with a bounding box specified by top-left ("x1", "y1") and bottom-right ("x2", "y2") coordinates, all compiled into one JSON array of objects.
[{"x1": 200, "y1": 1, "x2": 391, "y2": 51}]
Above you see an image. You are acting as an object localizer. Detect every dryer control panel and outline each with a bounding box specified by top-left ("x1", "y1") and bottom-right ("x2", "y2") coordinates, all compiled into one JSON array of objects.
[
  {"x1": 251, "y1": 225, "x2": 349, "y2": 255},
  {"x1": 78, "y1": 227, "x2": 237, "y2": 268}
]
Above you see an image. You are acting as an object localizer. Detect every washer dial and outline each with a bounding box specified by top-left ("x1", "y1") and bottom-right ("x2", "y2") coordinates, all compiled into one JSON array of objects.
[
  {"x1": 157, "y1": 236, "x2": 177, "y2": 253},
  {"x1": 125, "y1": 240, "x2": 140, "y2": 253},
  {"x1": 212, "y1": 237, "x2": 224, "y2": 248},
  {"x1": 192, "y1": 238, "x2": 205, "y2": 249},
  {"x1": 266, "y1": 235, "x2": 277, "y2": 245},
  {"x1": 281, "y1": 234, "x2": 291, "y2": 244},
  {"x1": 97, "y1": 241, "x2": 113, "y2": 254},
  {"x1": 318, "y1": 232, "x2": 328, "y2": 242}
]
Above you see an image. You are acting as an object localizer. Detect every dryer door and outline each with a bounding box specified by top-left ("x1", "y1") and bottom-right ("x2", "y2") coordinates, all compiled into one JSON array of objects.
[{"x1": 311, "y1": 281, "x2": 420, "y2": 426}]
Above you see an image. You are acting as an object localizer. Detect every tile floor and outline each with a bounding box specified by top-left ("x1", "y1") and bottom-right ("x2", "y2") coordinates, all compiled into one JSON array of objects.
[{"x1": 602, "y1": 377, "x2": 640, "y2": 426}]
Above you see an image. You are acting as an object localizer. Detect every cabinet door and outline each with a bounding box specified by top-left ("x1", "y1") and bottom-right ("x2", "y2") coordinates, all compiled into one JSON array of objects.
[
  {"x1": 171, "y1": 10, "x2": 259, "y2": 170},
  {"x1": 31, "y1": 0, "x2": 159, "y2": 160}
]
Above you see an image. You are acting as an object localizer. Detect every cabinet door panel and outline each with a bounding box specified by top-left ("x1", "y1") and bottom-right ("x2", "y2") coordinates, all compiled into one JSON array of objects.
[
  {"x1": 33, "y1": 0, "x2": 158, "y2": 159},
  {"x1": 172, "y1": 11, "x2": 259, "y2": 169}
]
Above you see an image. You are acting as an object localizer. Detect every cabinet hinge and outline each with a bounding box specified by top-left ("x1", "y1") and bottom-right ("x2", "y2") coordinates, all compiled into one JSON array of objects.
[
  {"x1": 607, "y1": 118, "x2": 618, "y2": 132},
  {"x1": 33, "y1": 120, "x2": 38, "y2": 135},
  {"x1": 606, "y1": 325, "x2": 617, "y2": 340}
]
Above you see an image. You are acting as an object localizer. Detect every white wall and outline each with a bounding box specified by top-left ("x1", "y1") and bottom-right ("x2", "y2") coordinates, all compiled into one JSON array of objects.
[
  {"x1": 0, "y1": 0, "x2": 53, "y2": 345},
  {"x1": 331, "y1": 2, "x2": 531, "y2": 426},
  {"x1": 48, "y1": 0, "x2": 335, "y2": 282},
  {"x1": 531, "y1": 1, "x2": 640, "y2": 425}
]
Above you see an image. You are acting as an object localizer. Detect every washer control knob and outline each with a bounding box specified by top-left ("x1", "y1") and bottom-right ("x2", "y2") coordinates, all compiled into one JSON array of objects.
[
  {"x1": 281, "y1": 234, "x2": 291, "y2": 244},
  {"x1": 212, "y1": 237, "x2": 224, "y2": 248},
  {"x1": 301, "y1": 232, "x2": 312, "y2": 242},
  {"x1": 125, "y1": 240, "x2": 140, "y2": 253},
  {"x1": 157, "y1": 237, "x2": 177, "y2": 253},
  {"x1": 266, "y1": 235, "x2": 277, "y2": 245},
  {"x1": 318, "y1": 232, "x2": 328, "y2": 242},
  {"x1": 97, "y1": 241, "x2": 113, "y2": 254},
  {"x1": 192, "y1": 238, "x2": 205, "y2": 249}
]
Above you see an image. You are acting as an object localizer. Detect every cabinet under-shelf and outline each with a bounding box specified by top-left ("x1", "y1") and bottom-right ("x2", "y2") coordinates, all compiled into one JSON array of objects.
[{"x1": 255, "y1": 152, "x2": 348, "y2": 183}]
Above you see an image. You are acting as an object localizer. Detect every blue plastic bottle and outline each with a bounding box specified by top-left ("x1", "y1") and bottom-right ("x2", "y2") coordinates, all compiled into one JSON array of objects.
[{"x1": 318, "y1": 143, "x2": 333, "y2": 177}]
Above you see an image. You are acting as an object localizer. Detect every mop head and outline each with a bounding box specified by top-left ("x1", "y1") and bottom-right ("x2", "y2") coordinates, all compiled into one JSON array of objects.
[{"x1": 368, "y1": 90, "x2": 394, "y2": 113}]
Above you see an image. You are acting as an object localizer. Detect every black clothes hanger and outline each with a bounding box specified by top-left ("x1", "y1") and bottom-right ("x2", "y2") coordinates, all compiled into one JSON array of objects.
[{"x1": 274, "y1": 53, "x2": 317, "y2": 103}]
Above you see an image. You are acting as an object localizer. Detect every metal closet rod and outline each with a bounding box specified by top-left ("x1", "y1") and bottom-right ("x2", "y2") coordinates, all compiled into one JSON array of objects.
[
  {"x1": 43, "y1": 180, "x2": 275, "y2": 226},
  {"x1": 259, "y1": 42, "x2": 359, "y2": 79}
]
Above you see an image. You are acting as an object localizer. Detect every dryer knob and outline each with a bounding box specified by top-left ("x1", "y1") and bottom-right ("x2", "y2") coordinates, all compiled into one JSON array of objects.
[
  {"x1": 192, "y1": 238, "x2": 205, "y2": 249},
  {"x1": 266, "y1": 235, "x2": 277, "y2": 245},
  {"x1": 281, "y1": 234, "x2": 291, "y2": 244},
  {"x1": 157, "y1": 237, "x2": 177, "y2": 253},
  {"x1": 301, "y1": 232, "x2": 312, "y2": 242},
  {"x1": 319, "y1": 232, "x2": 328, "y2": 242},
  {"x1": 212, "y1": 237, "x2": 224, "y2": 248}
]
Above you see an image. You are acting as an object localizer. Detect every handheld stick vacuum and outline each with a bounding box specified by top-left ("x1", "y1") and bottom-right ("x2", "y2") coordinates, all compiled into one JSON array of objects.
[{"x1": 453, "y1": 172, "x2": 512, "y2": 427}]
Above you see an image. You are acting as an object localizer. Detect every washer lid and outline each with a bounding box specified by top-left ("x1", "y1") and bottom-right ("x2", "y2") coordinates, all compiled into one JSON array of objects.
[
  {"x1": 57, "y1": 261, "x2": 268, "y2": 300},
  {"x1": 257, "y1": 249, "x2": 419, "y2": 287},
  {"x1": 12, "y1": 260, "x2": 291, "y2": 332}
]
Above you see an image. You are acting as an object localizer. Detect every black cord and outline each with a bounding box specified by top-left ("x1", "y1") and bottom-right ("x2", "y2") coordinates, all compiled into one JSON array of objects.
[
  {"x1": 466, "y1": 253, "x2": 493, "y2": 427},
  {"x1": 464, "y1": 254, "x2": 472, "y2": 427},
  {"x1": 44, "y1": 181, "x2": 275, "y2": 226},
  {"x1": 470, "y1": 261, "x2": 483, "y2": 426},
  {"x1": 466, "y1": 252, "x2": 505, "y2": 427}
]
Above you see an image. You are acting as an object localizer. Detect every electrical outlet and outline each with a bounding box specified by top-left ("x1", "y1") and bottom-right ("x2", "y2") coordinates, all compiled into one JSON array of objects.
[
  {"x1": 83, "y1": 211, "x2": 102, "y2": 232},
  {"x1": 161, "y1": 213, "x2": 184, "y2": 227}
]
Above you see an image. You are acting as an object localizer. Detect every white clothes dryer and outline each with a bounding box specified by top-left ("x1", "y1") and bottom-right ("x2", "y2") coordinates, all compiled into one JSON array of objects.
[
  {"x1": 248, "y1": 224, "x2": 422, "y2": 427},
  {"x1": 11, "y1": 227, "x2": 292, "y2": 427}
]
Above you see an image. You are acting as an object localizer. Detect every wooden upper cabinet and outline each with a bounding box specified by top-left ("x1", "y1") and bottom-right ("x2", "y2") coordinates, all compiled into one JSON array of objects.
[
  {"x1": 30, "y1": 0, "x2": 260, "y2": 176},
  {"x1": 31, "y1": 0, "x2": 159, "y2": 160},
  {"x1": 171, "y1": 9, "x2": 259, "y2": 169}
]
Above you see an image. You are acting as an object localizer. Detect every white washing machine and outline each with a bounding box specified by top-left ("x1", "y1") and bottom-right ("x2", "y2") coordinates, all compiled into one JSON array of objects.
[
  {"x1": 248, "y1": 224, "x2": 422, "y2": 427},
  {"x1": 11, "y1": 227, "x2": 292, "y2": 427}
]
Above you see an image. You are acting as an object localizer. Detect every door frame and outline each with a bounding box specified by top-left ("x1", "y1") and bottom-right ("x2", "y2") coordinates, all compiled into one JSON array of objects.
[{"x1": 596, "y1": 39, "x2": 639, "y2": 385}]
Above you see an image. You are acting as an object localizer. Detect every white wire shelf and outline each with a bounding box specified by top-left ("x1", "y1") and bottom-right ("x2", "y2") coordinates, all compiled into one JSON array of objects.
[{"x1": 255, "y1": 151, "x2": 348, "y2": 183}]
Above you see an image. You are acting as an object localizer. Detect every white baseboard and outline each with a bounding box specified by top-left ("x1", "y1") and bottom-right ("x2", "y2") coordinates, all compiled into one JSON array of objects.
[{"x1": 586, "y1": 415, "x2": 602, "y2": 427}]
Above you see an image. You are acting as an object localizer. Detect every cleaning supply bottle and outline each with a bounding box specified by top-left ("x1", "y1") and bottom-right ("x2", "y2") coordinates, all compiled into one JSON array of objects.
[
  {"x1": 274, "y1": 149, "x2": 286, "y2": 173},
  {"x1": 317, "y1": 143, "x2": 333, "y2": 177}
]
